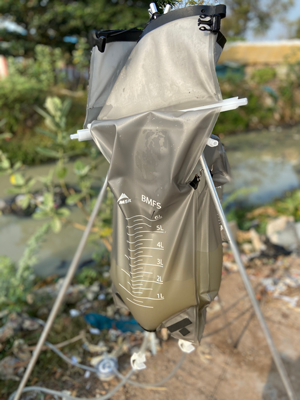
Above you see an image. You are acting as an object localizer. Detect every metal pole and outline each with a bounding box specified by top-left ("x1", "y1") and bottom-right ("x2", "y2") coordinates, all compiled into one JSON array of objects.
[
  {"x1": 199, "y1": 154, "x2": 296, "y2": 400},
  {"x1": 13, "y1": 175, "x2": 109, "y2": 400}
]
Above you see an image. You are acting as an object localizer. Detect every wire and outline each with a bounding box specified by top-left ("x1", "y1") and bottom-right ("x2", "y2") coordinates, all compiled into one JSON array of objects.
[
  {"x1": 9, "y1": 370, "x2": 134, "y2": 400},
  {"x1": 44, "y1": 341, "x2": 98, "y2": 374},
  {"x1": 9, "y1": 335, "x2": 186, "y2": 400},
  {"x1": 45, "y1": 336, "x2": 186, "y2": 388}
]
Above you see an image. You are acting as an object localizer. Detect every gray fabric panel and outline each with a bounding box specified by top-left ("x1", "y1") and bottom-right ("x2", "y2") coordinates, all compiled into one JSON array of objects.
[
  {"x1": 214, "y1": 42, "x2": 223, "y2": 64},
  {"x1": 99, "y1": 16, "x2": 222, "y2": 120},
  {"x1": 84, "y1": 41, "x2": 136, "y2": 127},
  {"x1": 91, "y1": 108, "x2": 221, "y2": 331}
]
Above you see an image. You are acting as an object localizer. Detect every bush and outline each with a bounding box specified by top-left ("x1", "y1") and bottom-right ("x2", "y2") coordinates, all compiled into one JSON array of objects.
[
  {"x1": 0, "y1": 73, "x2": 47, "y2": 133},
  {"x1": 0, "y1": 45, "x2": 64, "y2": 133},
  {"x1": 215, "y1": 78, "x2": 276, "y2": 135},
  {"x1": 251, "y1": 67, "x2": 276, "y2": 84},
  {"x1": 0, "y1": 93, "x2": 88, "y2": 165}
]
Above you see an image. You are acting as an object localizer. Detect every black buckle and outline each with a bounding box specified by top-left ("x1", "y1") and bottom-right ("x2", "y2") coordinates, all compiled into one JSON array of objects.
[
  {"x1": 96, "y1": 36, "x2": 107, "y2": 53},
  {"x1": 198, "y1": 14, "x2": 221, "y2": 34}
]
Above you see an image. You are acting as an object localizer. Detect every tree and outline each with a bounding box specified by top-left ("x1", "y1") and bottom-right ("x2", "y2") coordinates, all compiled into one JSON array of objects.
[
  {"x1": 0, "y1": 0, "x2": 178, "y2": 57},
  {"x1": 220, "y1": 0, "x2": 294, "y2": 39},
  {"x1": 289, "y1": 17, "x2": 300, "y2": 39}
]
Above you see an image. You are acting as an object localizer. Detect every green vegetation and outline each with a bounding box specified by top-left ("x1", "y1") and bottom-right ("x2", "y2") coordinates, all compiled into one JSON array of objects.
[
  {"x1": 225, "y1": 189, "x2": 300, "y2": 234},
  {"x1": 251, "y1": 67, "x2": 277, "y2": 84},
  {"x1": 0, "y1": 96, "x2": 112, "y2": 310},
  {"x1": 0, "y1": 0, "x2": 180, "y2": 58},
  {"x1": 0, "y1": 223, "x2": 50, "y2": 311},
  {"x1": 214, "y1": 60, "x2": 300, "y2": 135},
  {"x1": 0, "y1": 45, "x2": 64, "y2": 132}
]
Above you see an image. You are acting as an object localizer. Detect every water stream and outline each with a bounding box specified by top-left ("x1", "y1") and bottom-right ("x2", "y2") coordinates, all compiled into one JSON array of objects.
[
  {"x1": 222, "y1": 126, "x2": 300, "y2": 204},
  {"x1": 0, "y1": 126, "x2": 299, "y2": 276}
]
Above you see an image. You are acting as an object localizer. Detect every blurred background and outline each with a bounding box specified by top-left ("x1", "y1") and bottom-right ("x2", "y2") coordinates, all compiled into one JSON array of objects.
[{"x1": 1, "y1": 1, "x2": 300, "y2": 399}]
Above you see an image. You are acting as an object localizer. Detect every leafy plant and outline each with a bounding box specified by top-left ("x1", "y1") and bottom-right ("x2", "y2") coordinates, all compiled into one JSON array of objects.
[
  {"x1": 0, "y1": 223, "x2": 49, "y2": 309},
  {"x1": 0, "y1": 45, "x2": 64, "y2": 133},
  {"x1": 226, "y1": 189, "x2": 300, "y2": 234},
  {"x1": 33, "y1": 192, "x2": 70, "y2": 233},
  {"x1": 89, "y1": 186, "x2": 114, "y2": 253},
  {"x1": 75, "y1": 266, "x2": 98, "y2": 287},
  {"x1": 0, "y1": 124, "x2": 13, "y2": 176}
]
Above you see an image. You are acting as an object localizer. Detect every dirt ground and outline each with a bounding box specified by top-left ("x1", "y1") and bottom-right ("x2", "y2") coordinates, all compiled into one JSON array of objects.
[
  {"x1": 4, "y1": 257, "x2": 300, "y2": 400},
  {"x1": 102, "y1": 269, "x2": 300, "y2": 400}
]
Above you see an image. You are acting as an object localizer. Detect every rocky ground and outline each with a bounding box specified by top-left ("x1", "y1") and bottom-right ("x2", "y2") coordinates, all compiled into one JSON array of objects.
[{"x1": 1, "y1": 247, "x2": 300, "y2": 400}]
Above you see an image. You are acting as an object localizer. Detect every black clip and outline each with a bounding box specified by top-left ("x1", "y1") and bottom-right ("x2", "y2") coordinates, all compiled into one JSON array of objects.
[
  {"x1": 198, "y1": 14, "x2": 221, "y2": 34},
  {"x1": 190, "y1": 174, "x2": 201, "y2": 190},
  {"x1": 97, "y1": 36, "x2": 107, "y2": 53}
]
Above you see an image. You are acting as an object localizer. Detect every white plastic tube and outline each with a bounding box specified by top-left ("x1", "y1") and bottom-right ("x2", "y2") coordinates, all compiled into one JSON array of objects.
[
  {"x1": 70, "y1": 129, "x2": 93, "y2": 141},
  {"x1": 181, "y1": 97, "x2": 248, "y2": 113},
  {"x1": 69, "y1": 98, "x2": 248, "y2": 142}
]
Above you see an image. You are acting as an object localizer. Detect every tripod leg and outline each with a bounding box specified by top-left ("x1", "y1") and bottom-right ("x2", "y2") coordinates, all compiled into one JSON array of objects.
[
  {"x1": 199, "y1": 154, "x2": 296, "y2": 400},
  {"x1": 13, "y1": 175, "x2": 109, "y2": 400}
]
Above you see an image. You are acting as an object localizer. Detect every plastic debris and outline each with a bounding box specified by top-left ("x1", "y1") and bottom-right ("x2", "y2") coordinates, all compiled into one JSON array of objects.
[
  {"x1": 131, "y1": 352, "x2": 146, "y2": 370},
  {"x1": 95, "y1": 356, "x2": 118, "y2": 380},
  {"x1": 89, "y1": 328, "x2": 101, "y2": 335},
  {"x1": 274, "y1": 295, "x2": 299, "y2": 308},
  {"x1": 84, "y1": 313, "x2": 143, "y2": 333},
  {"x1": 261, "y1": 273, "x2": 300, "y2": 296},
  {"x1": 82, "y1": 340, "x2": 109, "y2": 354},
  {"x1": 178, "y1": 339, "x2": 195, "y2": 353},
  {"x1": 62, "y1": 390, "x2": 72, "y2": 400},
  {"x1": 69, "y1": 309, "x2": 81, "y2": 317},
  {"x1": 108, "y1": 329, "x2": 121, "y2": 342},
  {"x1": 71, "y1": 356, "x2": 79, "y2": 365},
  {"x1": 86, "y1": 282, "x2": 101, "y2": 301}
]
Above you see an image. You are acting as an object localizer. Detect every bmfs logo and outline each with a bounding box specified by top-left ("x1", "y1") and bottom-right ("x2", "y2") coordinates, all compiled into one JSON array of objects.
[
  {"x1": 141, "y1": 195, "x2": 161, "y2": 209},
  {"x1": 117, "y1": 193, "x2": 131, "y2": 205}
]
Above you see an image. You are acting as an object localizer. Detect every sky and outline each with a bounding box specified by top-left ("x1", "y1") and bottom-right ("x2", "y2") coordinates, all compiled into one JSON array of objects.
[
  {"x1": 247, "y1": 1, "x2": 300, "y2": 41},
  {"x1": 1, "y1": 2, "x2": 300, "y2": 42}
]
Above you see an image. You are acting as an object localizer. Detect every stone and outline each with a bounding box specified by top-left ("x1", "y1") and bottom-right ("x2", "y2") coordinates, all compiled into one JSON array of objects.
[
  {"x1": 106, "y1": 304, "x2": 116, "y2": 318},
  {"x1": 0, "y1": 313, "x2": 23, "y2": 343},
  {"x1": 237, "y1": 229, "x2": 251, "y2": 243},
  {"x1": 266, "y1": 216, "x2": 300, "y2": 251},
  {"x1": 0, "y1": 199, "x2": 7, "y2": 211},
  {"x1": 22, "y1": 316, "x2": 41, "y2": 331},
  {"x1": 0, "y1": 356, "x2": 27, "y2": 381},
  {"x1": 241, "y1": 242, "x2": 253, "y2": 254},
  {"x1": 12, "y1": 339, "x2": 31, "y2": 362},
  {"x1": 250, "y1": 228, "x2": 265, "y2": 252}
]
